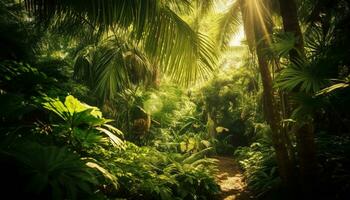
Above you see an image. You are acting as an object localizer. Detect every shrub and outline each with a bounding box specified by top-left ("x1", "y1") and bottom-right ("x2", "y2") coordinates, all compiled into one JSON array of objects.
[
  {"x1": 106, "y1": 143, "x2": 219, "y2": 199},
  {"x1": 1, "y1": 142, "x2": 100, "y2": 200},
  {"x1": 234, "y1": 139, "x2": 281, "y2": 198}
]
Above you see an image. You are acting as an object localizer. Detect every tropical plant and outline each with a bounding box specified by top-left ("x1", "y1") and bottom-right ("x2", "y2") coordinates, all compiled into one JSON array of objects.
[
  {"x1": 73, "y1": 36, "x2": 156, "y2": 101},
  {"x1": 24, "y1": 0, "x2": 217, "y2": 90},
  {"x1": 216, "y1": 0, "x2": 298, "y2": 190},
  {"x1": 2, "y1": 0, "x2": 350, "y2": 199},
  {"x1": 41, "y1": 95, "x2": 124, "y2": 149},
  {"x1": 1, "y1": 142, "x2": 99, "y2": 200},
  {"x1": 104, "y1": 142, "x2": 219, "y2": 200},
  {"x1": 196, "y1": 66, "x2": 263, "y2": 152},
  {"x1": 317, "y1": 76, "x2": 350, "y2": 96},
  {"x1": 234, "y1": 137, "x2": 281, "y2": 198}
]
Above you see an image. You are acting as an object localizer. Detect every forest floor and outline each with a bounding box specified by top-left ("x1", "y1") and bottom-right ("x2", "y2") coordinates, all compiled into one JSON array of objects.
[{"x1": 214, "y1": 156, "x2": 252, "y2": 200}]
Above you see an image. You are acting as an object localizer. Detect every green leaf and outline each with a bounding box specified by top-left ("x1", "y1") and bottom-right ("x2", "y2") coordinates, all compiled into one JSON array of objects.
[
  {"x1": 180, "y1": 142, "x2": 187, "y2": 152},
  {"x1": 216, "y1": 126, "x2": 229, "y2": 133}
]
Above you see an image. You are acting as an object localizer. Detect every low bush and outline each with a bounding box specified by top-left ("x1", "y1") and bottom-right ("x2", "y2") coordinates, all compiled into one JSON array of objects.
[{"x1": 234, "y1": 137, "x2": 281, "y2": 198}]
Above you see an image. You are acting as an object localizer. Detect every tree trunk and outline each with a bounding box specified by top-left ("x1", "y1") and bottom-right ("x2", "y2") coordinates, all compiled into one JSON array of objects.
[
  {"x1": 279, "y1": 0, "x2": 318, "y2": 196},
  {"x1": 295, "y1": 124, "x2": 317, "y2": 196},
  {"x1": 279, "y1": 0, "x2": 305, "y2": 60},
  {"x1": 255, "y1": 42, "x2": 295, "y2": 191},
  {"x1": 239, "y1": 0, "x2": 296, "y2": 191}
]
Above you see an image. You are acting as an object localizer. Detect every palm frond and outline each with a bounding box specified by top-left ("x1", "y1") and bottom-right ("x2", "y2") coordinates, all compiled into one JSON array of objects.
[
  {"x1": 5, "y1": 142, "x2": 98, "y2": 198},
  {"x1": 216, "y1": 0, "x2": 241, "y2": 50},
  {"x1": 144, "y1": 7, "x2": 217, "y2": 85},
  {"x1": 25, "y1": 0, "x2": 217, "y2": 86},
  {"x1": 270, "y1": 32, "x2": 298, "y2": 58},
  {"x1": 317, "y1": 77, "x2": 350, "y2": 96},
  {"x1": 25, "y1": 0, "x2": 159, "y2": 37},
  {"x1": 162, "y1": 0, "x2": 192, "y2": 14},
  {"x1": 290, "y1": 93, "x2": 326, "y2": 120},
  {"x1": 304, "y1": 25, "x2": 334, "y2": 58},
  {"x1": 74, "y1": 36, "x2": 155, "y2": 101},
  {"x1": 275, "y1": 61, "x2": 329, "y2": 93},
  {"x1": 196, "y1": 0, "x2": 215, "y2": 17}
]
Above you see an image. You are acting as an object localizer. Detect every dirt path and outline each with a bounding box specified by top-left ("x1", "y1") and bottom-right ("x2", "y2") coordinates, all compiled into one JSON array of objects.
[{"x1": 214, "y1": 156, "x2": 252, "y2": 200}]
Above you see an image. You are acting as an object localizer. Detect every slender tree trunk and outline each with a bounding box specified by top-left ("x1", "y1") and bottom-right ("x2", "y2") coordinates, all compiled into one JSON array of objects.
[
  {"x1": 239, "y1": 0, "x2": 296, "y2": 191},
  {"x1": 275, "y1": 58, "x2": 296, "y2": 164},
  {"x1": 279, "y1": 0, "x2": 318, "y2": 197},
  {"x1": 279, "y1": 0, "x2": 305, "y2": 60},
  {"x1": 255, "y1": 41, "x2": 295, "y2": 191},
  {"x1": 294, "y1": 124, "x2": 317, "y2": 195},
  {"x1": 294, "y1": 124, "x2": 318, "y2": 197}
]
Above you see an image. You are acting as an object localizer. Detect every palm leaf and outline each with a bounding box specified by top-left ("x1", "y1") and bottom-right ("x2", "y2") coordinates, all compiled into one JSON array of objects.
[
  {"x1": 316, "y1": 77, "x2": 350, "y2": 95},
  {"x1": 182, "y1": 147, "x2": 213, "y2": 165},
  {"x1": 25, "y1": 0, "x2": 217, "y2": 87},
  {"x1": 85, "y1": 160, "x2": 119, "y2": 189},
  {"x1": 74, "y1": 36, "x2": 155, "y2": 101},
  {"x1": 144, "y1": 7, "x2": 217, "y2": 85},
  {"x1": 270, "y1": 32, "x2": 298, "y2": 58},
  {"x1": 275, "y1": 57, "x2": 334, "y2": 93},
  {"x1": 216, "y1": 0, "x2": 241, "y2": 50}
]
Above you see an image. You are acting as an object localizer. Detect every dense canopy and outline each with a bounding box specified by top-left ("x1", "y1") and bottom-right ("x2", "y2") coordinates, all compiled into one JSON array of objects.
[{"x1": 1, "y1": 0, "x2": 349, "y2": 199}]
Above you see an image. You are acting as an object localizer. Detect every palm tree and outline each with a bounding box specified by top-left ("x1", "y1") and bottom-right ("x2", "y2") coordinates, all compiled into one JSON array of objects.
[
  {"x1": 276, "y1": 0, "x2": 350, "y2": 196},
  {"x1": 24, "y1": 0, "x2": 217, "y2": 101},
  {"x1": 216, "y1": 0, "x2": 295, "y2": 190},
  {"x1": 278, "y1": 0, "x2": 317, "y2": 196},
  {"x1": 73, "y1": 35, "x2": 156, "y2": 102},
  {"x1": 218, "y1": 1, "x2": 347, "y2": 196}
]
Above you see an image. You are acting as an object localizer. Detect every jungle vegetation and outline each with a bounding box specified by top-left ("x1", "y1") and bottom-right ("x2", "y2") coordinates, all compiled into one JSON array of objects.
[{"x1": 0, "y1": 0, "x2": 349, "y2": 199}]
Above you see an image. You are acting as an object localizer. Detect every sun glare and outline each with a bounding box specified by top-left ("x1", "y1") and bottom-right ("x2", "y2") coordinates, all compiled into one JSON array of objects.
[
  {"x1": 229, "y1": 25, "x2": 245, "y2": 46},
  {"x1": 215, "y1": 0, "x2": 235, "y2": 13},
  {"x1": 249, "y1": 0, "x2": 273, "y2": 45}
]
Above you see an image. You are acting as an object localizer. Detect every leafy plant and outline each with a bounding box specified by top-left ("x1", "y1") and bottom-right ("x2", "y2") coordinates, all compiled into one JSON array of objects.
[
  {"x1": 317, "y1": 76, "x2": 350, "y2": 96},
  {"x1": 234, "y1": 137, "x2": 281, "y2": 198},
  {"x1": 2, "y1": 142, "x2": 99, "y2": 200},
  {"x1": 73, "y1": 37, "x2": 156, "y2": 101},
  {"x1": 179, "y1": 132, "x2": 212, "y2": 153},
  {"x1": 315, "y1": 133, "x2": 350, "y2": 199},
  {"x1": 41, "y1": 95, "x2": 124, "y2": 149},
  {"x1": 104, "y1": 143, "x2": 219, "y2": 200}
]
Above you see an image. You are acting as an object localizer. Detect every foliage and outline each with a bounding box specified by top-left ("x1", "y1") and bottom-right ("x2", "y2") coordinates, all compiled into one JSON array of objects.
[
  {"x1": 25, "y1": 0, "x2": 218, "y2": 87},
  {"x1": 144, "y1": 83, "x2": 198, "y2": 127},
  {"x1": 41, "y1": 95, "x2": 124, "y2": 148},
  {"x1": 275, "y1": 59, "x2": 331, "y2": 94},
  {"x1": 73, "y1": 36, "x2": 156, "y2": 101},
  {"x1": 110, "y1": 143, "x2": 219, "y2": 200},
  {"x1": 234, "y1": 132, "x2": 281, "y2": 198},
  {"x1": 0, "y1": 61, "x2": 56, "y2": 97},
  {"x1": 316, "y1": 133, "x2": 350, "y2": 199},
  {"x1": 0, "y1": 54, "x2": 219, "y2": 199},
  {"x1": 317, "y1": 76, "x2": 350, "y2": 96},
  {"x1": 216, "y1": 0, "x2": 241, "y2": 50},
  {"x1": 196, "y1": 65, "x2": 263, "y2": 152},
  {"x1": 1, "y1": 142, "x2": 99, "y2": 200},
  {"x1": 2, "y1": 0, "x2": 350, "y2": 199},
  {"x1": 151, "y1": 128, "x2": 214, "y2": 154},
  {"x1": 0, "y1": 0, "x2": 37, "y2": 61}
]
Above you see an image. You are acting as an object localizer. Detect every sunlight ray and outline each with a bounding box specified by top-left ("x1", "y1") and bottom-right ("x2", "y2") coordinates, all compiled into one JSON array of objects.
[{"x1": 249, "y1": 0, "x2": 273, "y2": 45}]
